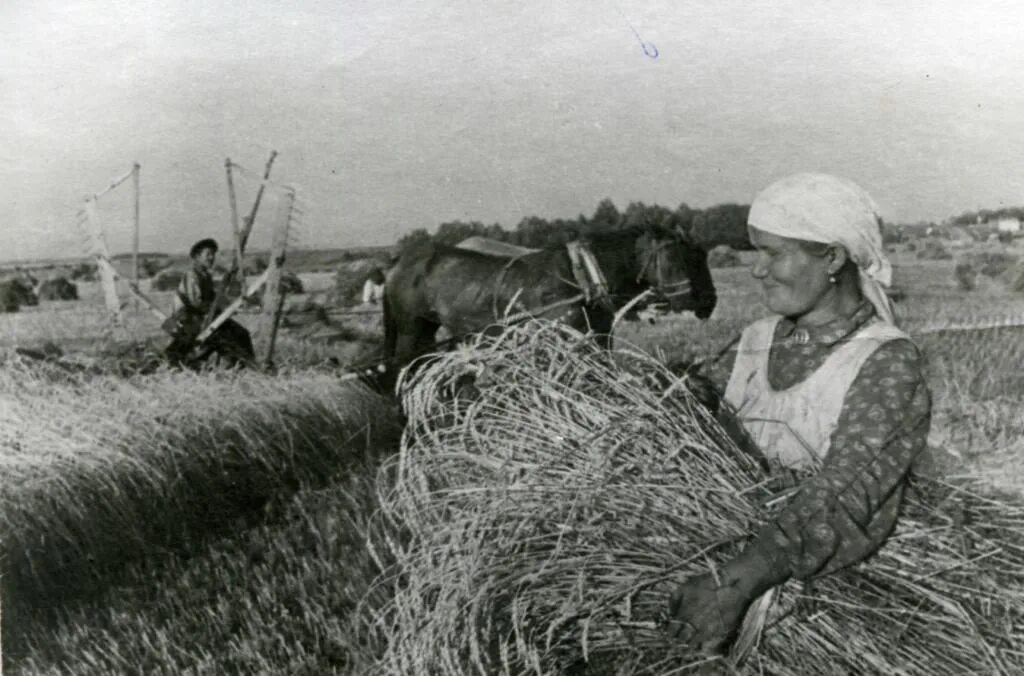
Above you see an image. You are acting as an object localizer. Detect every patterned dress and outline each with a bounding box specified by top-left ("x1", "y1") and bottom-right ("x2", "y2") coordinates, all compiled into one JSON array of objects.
[{"x1": 708, "y1": 302, "x2": 932, "y2": 578}]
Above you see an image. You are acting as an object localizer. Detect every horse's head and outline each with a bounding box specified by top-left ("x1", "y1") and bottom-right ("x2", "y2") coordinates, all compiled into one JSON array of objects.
[{"x1": 634, "y1": 226, "x2": 717, "y2": 319}]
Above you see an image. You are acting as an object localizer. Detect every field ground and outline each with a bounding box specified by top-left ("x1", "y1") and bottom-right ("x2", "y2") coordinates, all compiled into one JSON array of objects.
[{"x1": 3, "y1": 243, "x2": 1024, "y2": 673}]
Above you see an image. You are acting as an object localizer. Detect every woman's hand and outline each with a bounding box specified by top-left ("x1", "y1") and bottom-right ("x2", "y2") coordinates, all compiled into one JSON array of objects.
[{"x1": 666, "y1": 545, "x2": 781, "y2": 653}]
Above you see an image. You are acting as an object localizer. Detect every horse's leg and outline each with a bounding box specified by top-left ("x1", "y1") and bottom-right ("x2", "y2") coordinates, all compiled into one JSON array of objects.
[
  {"x1": 382, "y1": 290, "x2": 397, "y2": 362},
  {"x1": 379, "y1": 324, "x2": 415, "y2": 393},
  {"x1": 412, "y1": 318, "x2": 440, "y2": 356},
  {"x1": 392, "y1": 319, "x2": 438, "y2": 372}
]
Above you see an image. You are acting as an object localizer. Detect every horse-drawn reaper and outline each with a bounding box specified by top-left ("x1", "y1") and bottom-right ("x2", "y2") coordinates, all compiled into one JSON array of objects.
[{"x1": 380, "y1": 225, "x2": 717, "y2": 383}]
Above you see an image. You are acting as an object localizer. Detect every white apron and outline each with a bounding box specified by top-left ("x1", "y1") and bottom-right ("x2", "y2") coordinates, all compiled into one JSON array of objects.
[{"x1": 723, "y1": 316, "x2": 909, "y2": 470}]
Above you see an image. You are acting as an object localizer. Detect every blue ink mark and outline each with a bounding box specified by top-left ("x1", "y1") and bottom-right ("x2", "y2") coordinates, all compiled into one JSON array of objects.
[
  {"x1": 613, "y1": 2, "x2": 658, "y2": 59},
  {"x1": 625, "y1": 20, "x2": 657, "y2": 58}
]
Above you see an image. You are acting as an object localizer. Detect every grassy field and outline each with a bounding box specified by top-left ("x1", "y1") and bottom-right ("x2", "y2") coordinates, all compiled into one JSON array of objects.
[{"x1": 3, "y1": 243, "x2": 1024, "y2": 673}]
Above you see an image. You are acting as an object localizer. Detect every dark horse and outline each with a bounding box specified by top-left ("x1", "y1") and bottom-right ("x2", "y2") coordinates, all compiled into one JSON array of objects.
[{"x1": 382, "y1": 226, "x2": 717, "y2": 382}]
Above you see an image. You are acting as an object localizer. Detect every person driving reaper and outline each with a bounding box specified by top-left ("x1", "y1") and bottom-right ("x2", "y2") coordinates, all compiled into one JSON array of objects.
[
  {"x1": 163, "y1": 238, "x2": 256, "y2": 368},
  {"x1": 667, "y1": 173, "x2": 932, "y2": 654}
]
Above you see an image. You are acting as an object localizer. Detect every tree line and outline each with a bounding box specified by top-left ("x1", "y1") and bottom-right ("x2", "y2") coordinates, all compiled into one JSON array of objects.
[
  {"x1": 395, "y1": 199, "x2": 752, "y2": 255},
  {"x1": 948, "y1": 207, "x2": 1024, "y2": 227}
]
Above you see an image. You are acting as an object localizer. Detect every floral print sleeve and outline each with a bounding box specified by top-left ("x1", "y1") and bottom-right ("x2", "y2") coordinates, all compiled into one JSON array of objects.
[{"x1": 750, "y1": 338, "x2": 932, "y2": 578}]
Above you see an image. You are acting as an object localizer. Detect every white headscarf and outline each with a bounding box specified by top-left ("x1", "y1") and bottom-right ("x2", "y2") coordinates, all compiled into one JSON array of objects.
[{"x1": 747, "y1": 172, "x2": 896, "y2": 325}]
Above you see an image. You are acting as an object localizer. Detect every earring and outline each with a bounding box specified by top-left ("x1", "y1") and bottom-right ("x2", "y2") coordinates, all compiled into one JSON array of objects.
[{"x1": 828, "y1": 273, "x2": 837, "y2": 284}]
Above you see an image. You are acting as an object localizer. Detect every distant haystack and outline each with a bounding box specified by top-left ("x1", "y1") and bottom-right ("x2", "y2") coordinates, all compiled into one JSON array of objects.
[
  {"x1": 0, "y1": 278, "x2": 38, "y2": 311},
  {"x1": 279, "y1": 271, "x2": 304, "y2": 295},
  {"x1": 69, "y1": 262, "x2": 98, "y2": 281},
  {"x1": 0, "y1": 282, "x2": 22, "y2": 312},
  {"x1": 37, "y1": 277, "x2": 79, "y2": 301}
]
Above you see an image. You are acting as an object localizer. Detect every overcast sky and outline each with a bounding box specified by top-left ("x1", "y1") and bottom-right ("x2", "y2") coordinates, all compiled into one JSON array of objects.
[{"x1": 3, "y1": 0, "x2": 1024, "y2": 261}]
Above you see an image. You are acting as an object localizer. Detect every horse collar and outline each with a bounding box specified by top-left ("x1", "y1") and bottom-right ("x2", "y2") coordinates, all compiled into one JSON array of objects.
[{"x1": 566, "y1": 241, "x2": 611, "y2": 306}]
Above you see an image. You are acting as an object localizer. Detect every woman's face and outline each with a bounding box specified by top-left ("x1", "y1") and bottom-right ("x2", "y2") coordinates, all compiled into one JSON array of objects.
[{"x1": 748, "y1": 226, "x2": 831, "y2": 318}]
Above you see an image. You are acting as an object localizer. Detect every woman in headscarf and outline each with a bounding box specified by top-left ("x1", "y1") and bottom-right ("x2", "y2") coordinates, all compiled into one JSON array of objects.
[{"x1": 667, "y1": 173, "x2": 932, "y2": 652}]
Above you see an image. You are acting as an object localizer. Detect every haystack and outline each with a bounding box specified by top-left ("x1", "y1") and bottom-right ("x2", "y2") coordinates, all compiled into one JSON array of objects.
[
  {"x1": 0, "y1": 279, "x2": 37, "y2": 312},
  {"x1": 353, "y1": 320, "x2": 1024, "y2": 675},
  {"x1": 0, "y1": 282, "x2": 22, "y2": 312},
  {"x1": 37, "y1": 276, "x2": 79, "y2": 301}
]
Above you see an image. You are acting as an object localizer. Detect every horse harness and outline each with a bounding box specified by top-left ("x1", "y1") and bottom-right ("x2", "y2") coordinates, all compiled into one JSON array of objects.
[
  {"x1": 634, "y1": 239, "x2": 691, "y2": 302},
  {"x1": 491, "y1": 241, "x2": 613, "y2": 320},
  {"x1": 565, "y1": 241, "x2": 613, "y2": 307}
]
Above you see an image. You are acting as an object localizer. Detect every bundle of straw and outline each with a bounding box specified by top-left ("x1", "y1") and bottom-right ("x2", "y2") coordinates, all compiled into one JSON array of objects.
[{"x1": 356, "y1": 320, "x2": 1024, "y2": 675}]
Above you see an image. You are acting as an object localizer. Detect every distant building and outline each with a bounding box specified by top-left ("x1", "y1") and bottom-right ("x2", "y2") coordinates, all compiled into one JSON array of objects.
[{"x1": 997, "y1": 217, "x2": 1021, "y2": 234}]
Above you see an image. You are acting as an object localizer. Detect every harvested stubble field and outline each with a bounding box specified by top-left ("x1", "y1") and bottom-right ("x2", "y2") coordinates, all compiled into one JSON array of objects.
[{"x1": 3, "y1": 249, "x2": 1024, "y2": 674}]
